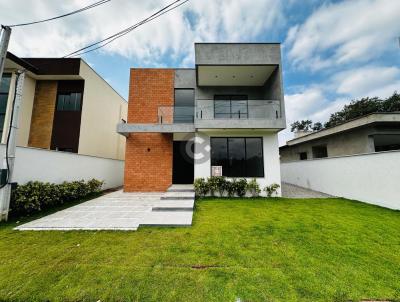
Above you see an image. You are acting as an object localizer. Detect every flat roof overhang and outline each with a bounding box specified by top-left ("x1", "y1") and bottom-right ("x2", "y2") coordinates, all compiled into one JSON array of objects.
[
  {"x1": 117, "y1": 123, "x2": 195, "y2": 137},
  {"x1": 196, "y1": 65, "x2": 277, "y2": 86}
]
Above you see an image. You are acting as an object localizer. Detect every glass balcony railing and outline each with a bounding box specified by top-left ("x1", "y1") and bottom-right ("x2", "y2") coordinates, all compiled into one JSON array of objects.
[
  {"x1": 157, "y1": 100, "x2": 282, "y2": 127},
  {"x1": 158, "y1": 106, "x2": 195, "y2": 124},
  {"x1": 195, "y1": 99, "x2": 281, "y2": 120}
]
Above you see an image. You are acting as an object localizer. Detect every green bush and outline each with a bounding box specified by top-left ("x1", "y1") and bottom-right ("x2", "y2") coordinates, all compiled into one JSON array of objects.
[
  {"x1": 194, "y1": 178, "x2": 209, "y2": 197},
  {"x1": 207, "y1": 176, "x2": 219, "y2": 197},
  {"x1": 226, "y1": 179, "x2": 236, "y2": 197},
  {"x1": 247, "y1": 178, "x2": 261, "y2": 197},
  {"x1": 10, "y1": 179, "x2": 103, "y2": 216},
  {"x1": 264, "y1": 183, "x2": 280, "y2": 197},
  {"x1": 235, "y1": 178, "x2": 248, "y2": 197}
]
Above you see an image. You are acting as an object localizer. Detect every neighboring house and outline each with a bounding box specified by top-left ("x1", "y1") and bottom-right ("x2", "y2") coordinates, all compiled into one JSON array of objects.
[
  {"x1": 0, "y1": 52, "x2": 127, "y2": 160},
  {"x1": 118, "y1": 43, "x2": 286, "y2": 193},
  {"x1": 280, "y1": 113, "x2": 400, "y2": 162}
]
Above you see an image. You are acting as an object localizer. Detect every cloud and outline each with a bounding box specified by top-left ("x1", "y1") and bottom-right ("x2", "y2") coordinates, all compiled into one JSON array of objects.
[
  {"x1": 333, "y1": 66, "x2": 400, "y2": 99},
  {"x1": 1, "y1": 0, "x2": 285, "y2": 65},
  {"x1": 285, "y1": 0, "x2": 400, "y2": 71}
]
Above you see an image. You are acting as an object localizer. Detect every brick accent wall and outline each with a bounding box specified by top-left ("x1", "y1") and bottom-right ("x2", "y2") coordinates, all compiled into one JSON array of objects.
[
  {"x1": 28, "y1": 81, "x2": 58, "y2": 149},
  {"x1": 124, "y1": 69, "x2": 174, "y2": 192}
]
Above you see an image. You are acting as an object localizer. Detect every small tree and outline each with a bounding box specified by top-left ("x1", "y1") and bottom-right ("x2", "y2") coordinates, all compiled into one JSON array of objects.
[
  {"x1": 312, "y1": 122, "x2": 323, "y2": 131},
  {"x1": 290, "y1": 120, "x2": 312, "y2": 132}
]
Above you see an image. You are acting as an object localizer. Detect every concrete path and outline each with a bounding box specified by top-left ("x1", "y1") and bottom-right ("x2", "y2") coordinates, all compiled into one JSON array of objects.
[
  {"x1": 15, "y1": 185, "x2": 194, "y2": 231},
  {"x1": 281, "y1": 182, "x2": 334, "y2": 198}
]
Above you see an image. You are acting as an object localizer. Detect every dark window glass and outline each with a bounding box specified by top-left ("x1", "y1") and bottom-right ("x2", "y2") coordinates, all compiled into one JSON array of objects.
[
  {"x1": 312, "y1": 146, "x2": 328, "y2": 158},
  {"x1": 174, "y1": 89, "x2": 194, "y2": 123},
  {"x1": 211, "y1": 138, "x2": 228, "y2": 172},
  {"x1": 245, "y1": 138, "x2": 264, "y2": 176},
  {"x1": 214, "y1": 95, "x2": 248, "y2": 119},
  {"x1": 210, "y1": 137, "x2": 264, "y2": 177},
  {"x1": 0, "y1": 73, "x2": 11, "y2": 136},
  {"x1": 56, "y1": 92, "x2": 82, "y2": 111},
  {"x1": 299, "y1": 152, "x2": 308, "y2": 160},
  {"x1": 228, "y1": 138, "x2": 246, "y2": 177},
  {"x1": 374, "y1": 134, "x2": 400, "y2": 152}
]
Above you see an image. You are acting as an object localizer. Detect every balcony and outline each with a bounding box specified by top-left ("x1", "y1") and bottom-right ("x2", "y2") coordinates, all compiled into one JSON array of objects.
[{"x1": 194, "y1": 99, "x2": 285, "y2": 129}]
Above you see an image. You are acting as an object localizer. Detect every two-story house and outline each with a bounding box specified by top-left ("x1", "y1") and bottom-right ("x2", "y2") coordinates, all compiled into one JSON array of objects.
[
  {"x1": 118, "y1": 43, "x2": 286, "y2": 194},
  {"x1": 1, "y1": 52, "x2": 127, "y2": 160}
]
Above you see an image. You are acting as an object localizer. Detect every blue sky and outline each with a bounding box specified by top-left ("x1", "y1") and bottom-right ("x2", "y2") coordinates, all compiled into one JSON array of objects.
[{"x1": 1, "y1": 0, "x2": 399, "y2": 144}]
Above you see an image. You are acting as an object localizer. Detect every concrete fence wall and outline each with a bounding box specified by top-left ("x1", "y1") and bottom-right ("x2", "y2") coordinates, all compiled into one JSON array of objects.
[
  {"x1": 280, "y1": 150, "x2": 400, "y2": 210},
  {"x1": 1, "y1": 144, "x2": 124, "y2": 189}
]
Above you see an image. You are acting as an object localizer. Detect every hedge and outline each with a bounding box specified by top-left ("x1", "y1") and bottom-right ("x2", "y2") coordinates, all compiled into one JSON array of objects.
[{"x1": 10, "y1": 179, "x2": 103, "y2": 217}]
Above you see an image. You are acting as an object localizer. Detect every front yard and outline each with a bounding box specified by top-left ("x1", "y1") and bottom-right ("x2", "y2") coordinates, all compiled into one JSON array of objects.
[{"x1": 0, "y1": 197, "x2": 399, "y2": 302}]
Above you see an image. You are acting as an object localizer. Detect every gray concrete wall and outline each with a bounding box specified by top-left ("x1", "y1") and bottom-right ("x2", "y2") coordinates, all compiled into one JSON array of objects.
[
  {"x1": 174, "y1": 69, "x2": 196, "y2": 88},
  {"x1": 195, "y1": 43, "x2": 281, "y2": 65},
  {"x1": 279, "y1": 125, "x2": 400, "y2": 162}
]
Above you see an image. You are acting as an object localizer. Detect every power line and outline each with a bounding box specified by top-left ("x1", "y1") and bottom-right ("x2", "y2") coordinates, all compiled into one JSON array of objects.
[
  {"x1": 63, "y1": 0, "x2": 189, "y2": 58},
  {"x1": 6, "y1": 0, "x2": 111, "y2": 28}
]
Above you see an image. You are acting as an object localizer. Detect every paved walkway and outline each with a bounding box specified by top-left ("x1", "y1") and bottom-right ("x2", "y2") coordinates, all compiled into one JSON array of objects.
[
  {"x1": 15, "y1": 185, "x2": 194, "y2": 231},
  {"x1": 281, "y1": 182, "x2": 334, "y2": 198}
]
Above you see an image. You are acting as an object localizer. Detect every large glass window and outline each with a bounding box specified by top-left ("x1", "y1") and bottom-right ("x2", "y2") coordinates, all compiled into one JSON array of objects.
[
  {"x1": 0, "y1": 73, "x2": 11, "y2": 137},
  {"x1": 211, "y1": 137, "x2": 264, "y2": 177},
  {"x1": 312, "y1": 145, "x2": 328, "y2": 158},
  {"x1": 174, "y1": 89, "x2": 194, "y2": 123},
  {"x1": 56, "y1": 92, "x2": 82, "y2": 111},
  {"x1": 214, "y1": 95, "x2": 248, "y2": 119}
]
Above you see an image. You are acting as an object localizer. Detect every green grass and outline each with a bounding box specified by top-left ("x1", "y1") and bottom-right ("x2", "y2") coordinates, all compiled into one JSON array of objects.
[{"x1": 0, "y1": 197, "x2": 399, "y2": 302}]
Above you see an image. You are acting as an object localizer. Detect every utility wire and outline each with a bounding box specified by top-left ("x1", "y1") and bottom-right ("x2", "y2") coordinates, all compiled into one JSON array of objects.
[
  {"x1": 63, "y1": 0, "x2": 189, "y2": 58},
  {"x1": 6, "y1": 0, "x2": 111, "y2": 28}
]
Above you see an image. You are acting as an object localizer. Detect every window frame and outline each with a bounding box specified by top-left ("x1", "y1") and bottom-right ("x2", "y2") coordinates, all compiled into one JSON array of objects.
[
  {"x1": 312, "y1": 145, "x2": 328, "y2": 159},
  {"x1": 0, "y1": 73, "x2": 12, "y2": 137},
  {"x1": 210, "y1": 137, "x2": 264, "y2": 178},
  {"x1": 174, "y1": 88, "x2": 195, "y2": 123},
  {"x1": 214, "y1": 95, "x2": 249, "y2": 119}
]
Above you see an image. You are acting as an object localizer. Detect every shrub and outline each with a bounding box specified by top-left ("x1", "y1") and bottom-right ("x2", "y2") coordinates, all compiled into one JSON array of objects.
[
  {"x1": 226, "y1": 179, "x2": 236, "y2": 197},
  {"x1": 247, "y1": 179, "x2": 261, "y2": 197},
  {"x1": 215, "y1": 176, "x2": 228, "y2": 197},
  {"x1": 10, "y1": 179, "x2": 103, "y2": 216},
  {"x1": 194, "y1": 178, "x2": 209, "y2": 197},
  {"x1": 207, "y1": 176, "x2": 219, "y2": 197},
  {"x1": 235, "y1": 178, "x2": 248, "y2": 197},
  {"x1": 264, "y1": 183, "x2": 280, "y2": 197}
]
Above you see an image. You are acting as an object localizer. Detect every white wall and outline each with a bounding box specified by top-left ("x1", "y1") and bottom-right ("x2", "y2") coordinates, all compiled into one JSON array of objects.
[
  {"x1": 194, "y1": 130, "x2": 282, "y2": 196},
  {"x1": 78, "y1": 60, "x2": 127, "y2": 160},
  {"x1": 281, "y1": 151, "x2": 400, "y2": 210},
  {"x1": 1, "y1": 144, "x2": 124, "y2": 189}
]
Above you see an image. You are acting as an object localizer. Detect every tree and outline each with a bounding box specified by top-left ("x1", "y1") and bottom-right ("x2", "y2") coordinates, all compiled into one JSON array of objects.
[
  {"x1": 312, "y1": 122, "x2": 323, "y2": 131},
  {"x1": 290, "y1": 120, "x2": 312, "y2": 132},
  {"x1": 324, "y1": 91, "x2": 399, "y2": 128}
]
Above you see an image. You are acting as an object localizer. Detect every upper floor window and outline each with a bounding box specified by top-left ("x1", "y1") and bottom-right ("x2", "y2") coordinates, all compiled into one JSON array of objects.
[
  {"x1": 174, "y1": 89, "x2": 194, "y2": 123},
  {"x1": 312, "y1": 145, "x2": 328, "y2": 158},
  {"x1": 214, "y1": 95, "x2": 248, "y2": 119},
  {"x1": 56, "y1": 92, "x2": 82, "y2": 111},
  {"x1": 0, "y1": 73, "x2": 12, "y2": 136},
  {"x1": 299, "y1": 152, "x2": 308, "y2": 160}
]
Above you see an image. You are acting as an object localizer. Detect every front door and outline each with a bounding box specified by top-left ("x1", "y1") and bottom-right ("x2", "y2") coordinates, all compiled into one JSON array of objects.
[{"x1": 173, "y1": 141, "x2": 194, "y2": 184}]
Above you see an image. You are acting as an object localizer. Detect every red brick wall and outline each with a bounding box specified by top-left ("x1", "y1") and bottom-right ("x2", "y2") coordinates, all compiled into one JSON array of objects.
[{"x1": 124, "y1": 69, "x2": 174, "y2": 192}]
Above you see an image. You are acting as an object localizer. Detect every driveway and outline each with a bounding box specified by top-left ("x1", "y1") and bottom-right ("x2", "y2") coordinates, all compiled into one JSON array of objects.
[{"x1": 15, "y1": 186, "x2": 194, "y2": 231}]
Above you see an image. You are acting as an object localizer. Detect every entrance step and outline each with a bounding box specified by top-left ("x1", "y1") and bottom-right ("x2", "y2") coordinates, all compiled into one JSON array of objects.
[
  {"x1": 161, "y1": 191, "x2": 195, "y2": 200},
  {"x1": 141, "y1": 211, "x2": 193, "y2": 226},
  {"x1": 152, "y1": 199, "x2": 194, "y2": 211},
  {"x1": 167, "y1": 184, "x2": 194, "y2": 192}
]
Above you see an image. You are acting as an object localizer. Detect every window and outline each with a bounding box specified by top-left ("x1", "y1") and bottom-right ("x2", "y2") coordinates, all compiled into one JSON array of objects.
[
  {"x1": 312, "y1": 145, "x2": 328, "y2": 158},
  {"x1": 374, "y1": 134, "x2": 400, "y2": 152},
  {"x1": 214, "y1": 95, "x2": 248, "y2": 119},
  {"x1": 56, "y1": 92, "x2": 82, "y2": 111},
  {"x1": 0, "y1": 73, "x2": 11, "y2": 137},
  {"x1": 299, "y1": 152, "x2": 308, "y2": 160},
  {"x1": 211, "y1": 137, "x2": 264, "y2": 177},
  {"x1": 174, "y1": 89, "x2": 194, "y2": 123}
]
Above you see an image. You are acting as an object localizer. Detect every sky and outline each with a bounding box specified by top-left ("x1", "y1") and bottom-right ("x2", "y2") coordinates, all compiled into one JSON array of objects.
[{"x1": 1, "y1": 0, "x2": 399, "y2": 145}]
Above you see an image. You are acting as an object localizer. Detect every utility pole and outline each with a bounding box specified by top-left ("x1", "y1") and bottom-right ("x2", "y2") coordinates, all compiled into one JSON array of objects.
[
  {"x1": 0, "y1": 71, "x2": 24, "y2": 221},
  {"x1": 0, "y1": 26, "x2": 11, "y2": 85}
]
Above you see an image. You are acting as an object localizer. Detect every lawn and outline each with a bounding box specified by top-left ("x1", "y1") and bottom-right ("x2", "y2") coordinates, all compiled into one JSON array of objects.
[{"x1": 0, "y1": 198, "x2": 399, "y2": 302}]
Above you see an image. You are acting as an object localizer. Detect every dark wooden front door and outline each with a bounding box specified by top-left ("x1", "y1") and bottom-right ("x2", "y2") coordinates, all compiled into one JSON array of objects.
[{"x1": 173, "y1": 141, "x2": 194, "y2": 184}]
